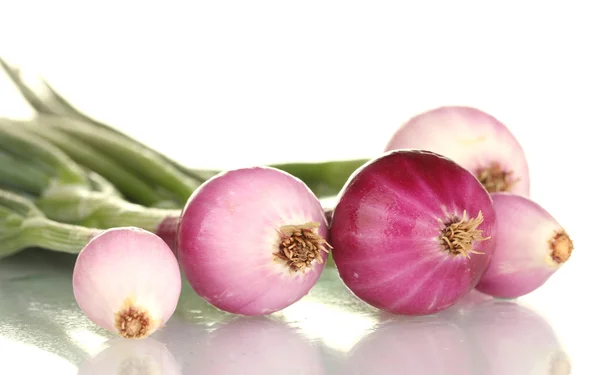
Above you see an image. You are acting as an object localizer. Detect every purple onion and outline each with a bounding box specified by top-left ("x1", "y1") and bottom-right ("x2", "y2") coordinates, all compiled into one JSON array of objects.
[{"x1": 330, "y1": 150, "x2": 497, "y2": 315}]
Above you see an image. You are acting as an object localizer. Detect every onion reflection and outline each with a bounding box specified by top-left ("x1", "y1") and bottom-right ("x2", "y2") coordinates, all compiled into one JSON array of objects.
[
  {"x1": 77, "y1": 337, "x2": 181, "y2": 375},
  {"x1": 459, "y1": 300, "x2": 571, "y2": 375},
  {"x1": 170, "y1": 316, "x2": 325, "y2": 375},
  {"x1": 344, "y1": 296, "x2": 571, "y2": 375},
  {"x1": 343, "y1": 316, "x2": 483, "y2": 374}
]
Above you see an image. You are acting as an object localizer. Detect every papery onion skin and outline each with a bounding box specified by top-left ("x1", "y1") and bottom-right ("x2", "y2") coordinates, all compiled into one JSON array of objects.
[
  {"x1": 384, "y1": 106, "x2": 530, "y2": 196},
  {"x1": 73, "y1": 227, "x2": 182, "y2": 339},
  {"x1": 475, "y1": 193, "x2": 574, "y2": 299},
  {"x1": 330, "y1": 150, "x2": 497, "y2": 315},
  {"x1": 177, "y1": 167, "x2": 329, "y2": 316}
]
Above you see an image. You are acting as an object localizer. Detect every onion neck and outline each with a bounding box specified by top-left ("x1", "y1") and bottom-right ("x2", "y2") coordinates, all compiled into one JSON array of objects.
[
  {"x1": 274, "y1": 221, "x2": 332, "y2": 272},
  {"x1": 476, "y1": 162, "x2": 517, "y2": 193},
  {"x1": 550, "y1": 231, "x2": 573, "y2": 264},
  {"x1": 439, "y1": 210, "x2": 490, "y2": 257}
]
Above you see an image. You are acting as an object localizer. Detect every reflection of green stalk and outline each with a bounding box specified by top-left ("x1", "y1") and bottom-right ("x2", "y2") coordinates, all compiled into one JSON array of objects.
[{"x1": 1, "y1": 57, "x2": 370, "y2": 201}]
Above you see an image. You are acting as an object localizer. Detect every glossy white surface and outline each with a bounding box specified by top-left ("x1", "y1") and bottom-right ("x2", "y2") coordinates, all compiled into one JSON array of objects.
[{"x1": 0, "y1": 248, "x2": 593, "y2": 374}]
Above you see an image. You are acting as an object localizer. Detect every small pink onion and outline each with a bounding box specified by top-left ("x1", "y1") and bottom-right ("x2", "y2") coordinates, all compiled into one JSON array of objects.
[
  {"x1": 384, "y1": 106, "x2": 530, "y2": 196},
  {"x1": 177, "y1": 167, "x2": 330, "y2": 316},
  {"x1": 475, "y1": 193, "x2": 574, "y2": 298},
  {"x1": 73, "y1": 227, "x2": 182, "y2": 339},
  {"x1": 330, "y1": 150, "x2": 497, "y2": 315}
]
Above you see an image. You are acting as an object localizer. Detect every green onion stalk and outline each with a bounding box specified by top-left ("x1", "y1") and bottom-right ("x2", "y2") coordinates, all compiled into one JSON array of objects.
[
  {"x1": 0, "y1": 124, "x2": 337, "y2": 270},
  {"x1": 0, "y1": 57, "x2": 370, "y2": 202},
  {"x1": 0, "y1": 190, "x2": 101, "y2": 259},
  {"x1": 0, "y1": 122, "x2": 181, "y2": 249}
]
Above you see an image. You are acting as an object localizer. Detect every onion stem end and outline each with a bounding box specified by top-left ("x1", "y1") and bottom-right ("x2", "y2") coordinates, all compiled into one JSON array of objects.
[
  {"x1": 439, "y1": 210, "x2": 490, "y2": 258},
  {"x1": 550, "y1": 231, "x2": 573, "y2": 264},
  {"x1": 274, "y1": 221, "x2": 333, "y2": 273},
  {"x1": 114, "y1": 298, "x2": 159, "y2": 339},
  {"x1": 476, "y1": 162, "x2": 518, "y2": 193}
]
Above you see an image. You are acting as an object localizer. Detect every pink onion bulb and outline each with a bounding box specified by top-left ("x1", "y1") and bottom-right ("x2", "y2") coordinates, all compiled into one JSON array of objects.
[
  {"x1": 330, "y1": 150, "x2": 497, "y2": 315},
  {"x1": 384, "y1": 106, "x2": 530, "y2": 196},
  {"x1": 476, "y1": 193, "x2": 574, "y2": 298},
  {"x1": 177, "y1": 167, "x2": 331, "y2": 316},
  {"x1": 73, "y1": 227, "x2": 182, "y2": 339}
]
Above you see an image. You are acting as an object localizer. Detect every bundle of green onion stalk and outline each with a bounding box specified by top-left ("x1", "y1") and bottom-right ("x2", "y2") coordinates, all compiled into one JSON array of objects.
[{"x1": 0, "y1": 57, "x2": 367, "y2": 260}]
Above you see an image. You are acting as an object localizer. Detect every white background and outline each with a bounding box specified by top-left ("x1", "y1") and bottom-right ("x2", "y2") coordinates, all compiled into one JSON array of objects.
[{"x1": 1, "y1": 1, "x2": 599, "y2": 373}]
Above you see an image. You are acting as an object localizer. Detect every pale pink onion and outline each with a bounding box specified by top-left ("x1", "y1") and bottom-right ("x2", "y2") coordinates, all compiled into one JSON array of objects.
[
  {"x1": 73, "y1": 227, "x2": 182, "y2": 339},
  {"x1": 476, "y1": 193, "x2": 574, "y2": 298},
  {"x1": 384, "y1": 106, "x2": 530, "y2": 196}
]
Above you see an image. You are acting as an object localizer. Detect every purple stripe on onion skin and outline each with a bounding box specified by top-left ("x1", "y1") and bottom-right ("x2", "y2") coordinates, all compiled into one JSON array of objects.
[
  {"x1": 475, "y1": 193, "x2": 574, "y2": 299},
  {"x1": 177, "y1": 167, "x2": 331, "y2": 316},
  {"x1": 351, "y1": 253, "x2": 443, "y2": 295},
  {"x1": 384, "y1": 106, "x2": 530, "y2": 196},
  {"x1": 330, "y1": 150, "x2": 497, "y2": 316},
  {"x1": 387, "y1": 259, "x2": 449, "y2": 312}
]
